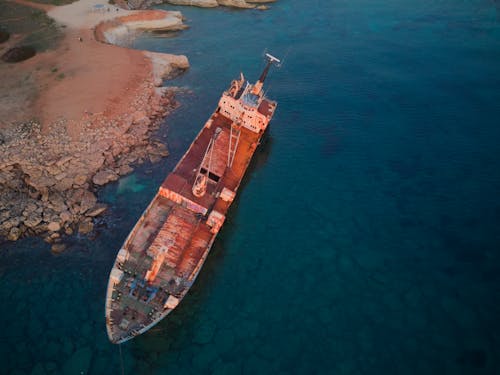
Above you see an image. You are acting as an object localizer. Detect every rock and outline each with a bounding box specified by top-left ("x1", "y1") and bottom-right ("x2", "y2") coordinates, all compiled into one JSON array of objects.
[
  {"x1": 44, "y1": 235, "x2": 54, "y2": 244},
  {"x1": 87, "y1": 154, "x2": 105, "y2": 172},
  {"x1": 0, "y1": 210, "x2": 10, "y2": 224},
  {"x1": 47, "y1": 222, "x2": 61, "y2": 232},
  {"x1": 27, "y1": 175, "x2": 56, "y2": 190},
  {"x1": 132, "y1": 111, "x2": 148, "y2": 124},
  {"x1": 79, "y1": 190, "x2": 97, "y2": 213},
  {"x1": 24, "y1": 213, "x2": 43, "y2": 229},
  {"x1": 74, "y1": 174, "x2": 87, "y2": 186},
  {"x1": 54, "y1": 172, "x2": 67, "y2": 181},
  {"x1": 55, "y1": 177, "x2": 74, "y2": 191},
  {"x1": 56, "y1": 156, "x2": 72, "y2": 167},
  {"x1": 166, "y1": 0, "x2": 218, "y2": 7},
  {"x1": 64, "y1": 226, "x2": 73, "y2": 235},
  {"x1": 86, "y1": 203, "x2": 107, "y2": 217},
  {"x1": 144, "y1": 51, "x2": 189, "y2": 82},
  {"x1": 217, "y1": 0, "x2": 255, "y2": 8},
  {"x1": 23, "y1": 166, "x2": 43, "y2": 180},
  {"x1": 1, "y1": 217, "x2": 21, "y2": 231},
  {"x1": 118, "y1": 164, "x2": 133, "y2": 176},
  {"x1": 60, "y1": 211, "x2": 72, "y2": 223},
  {"x1": 150, "y1": 142, "x2": 169, "y2": 157},
  {"x1": 78, "y1": 220, "x2": 94, "y2": 235},
  {"x1": 92, "y1": 170, "x2": 119, "y2": 185},
  {"x1": 23, "y1": 202, "x2": 38, "y2": 214},
  {"x1": 131, "y1": 122, "x2": 149, "y2": 137},
  {"x1": 46, "y1": 164, "x2": 62, "y2": 176},
  {"x1": 48, "y1": 193, "x2": 68, "y2": 212},
  {"x1": 51, "y1": 243, "x2": 66, "y2": 254},
  {"x1": 149, "y1": 154, "x2": 162, "y2": 164},
  {"x1": 7, "y1": 227, "x2": 22, "y2": 241}
]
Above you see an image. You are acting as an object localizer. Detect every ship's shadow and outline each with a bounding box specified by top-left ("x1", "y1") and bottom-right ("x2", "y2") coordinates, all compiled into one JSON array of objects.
[{"x1": 127, "y1": 134, "x2": 274, "y2": 360}]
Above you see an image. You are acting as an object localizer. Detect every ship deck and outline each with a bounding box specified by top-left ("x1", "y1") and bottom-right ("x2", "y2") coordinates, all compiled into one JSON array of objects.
[
  {"x1": 162, "y1": 111, "x2": 263, "y2": 206},
  {"x1": 106, "y1": 99, "x2": 275, "y2": 343}
]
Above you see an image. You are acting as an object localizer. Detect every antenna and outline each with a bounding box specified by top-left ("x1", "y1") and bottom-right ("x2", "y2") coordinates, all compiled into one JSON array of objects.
[
  {"x1": 265, "y1": 53, "x2": 281, "y2": 67},
  {"x1": 252, "y1": 51, "x2": 282, "y2": 95}
]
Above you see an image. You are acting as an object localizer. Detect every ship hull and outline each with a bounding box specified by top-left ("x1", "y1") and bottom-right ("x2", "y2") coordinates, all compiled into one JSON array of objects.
[{"x1": 105, "y1": 65, "x2": 277, "y2": 344}]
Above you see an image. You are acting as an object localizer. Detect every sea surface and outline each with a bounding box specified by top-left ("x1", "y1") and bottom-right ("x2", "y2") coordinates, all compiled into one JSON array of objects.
[{"x1": 1, "y1": 0, "x2": 500, "y2": 373}]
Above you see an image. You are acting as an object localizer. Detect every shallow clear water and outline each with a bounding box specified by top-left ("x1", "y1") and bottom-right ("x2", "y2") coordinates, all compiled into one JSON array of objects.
[{"x1": 2, "y1": 0, "x2": 500, "y2": 373}]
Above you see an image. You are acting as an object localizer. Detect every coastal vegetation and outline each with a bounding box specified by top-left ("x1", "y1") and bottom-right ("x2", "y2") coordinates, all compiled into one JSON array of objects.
[{"x1": 0, "y1": 0, "x2": 63, "y2": 51}]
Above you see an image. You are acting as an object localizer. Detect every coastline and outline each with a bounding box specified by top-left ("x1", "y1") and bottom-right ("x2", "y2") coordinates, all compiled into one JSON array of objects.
[{"x1": 0, "y1": 0, "x2": 189, "y2": 248}]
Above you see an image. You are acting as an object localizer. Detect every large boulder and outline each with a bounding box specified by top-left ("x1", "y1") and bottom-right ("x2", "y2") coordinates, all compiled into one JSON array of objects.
[
  {"x1": 24, "y1": 212, "x2": 43, "y2": 228},
  {"x1": 86, "y1": 203, "x2": 107, "y2": 217},
  {"x1": 7, "y1": 227, "x2": 22, "y2": 241},
  {"x1": 166, "y1": 0, "x2": 218, "y2": 7},
  {"x1": 217, "y1": 0, "x2": 255, "y2": 7},
  {"x1": 47, "y1": 222, "x2": 61, "y2": 232},
  {"x1": 78, "y1": 220, "x2": 94, "y2": 235},
  {"x1": 144, "y1": 51, "x2": 189, "y2": 84},
  {"x1": 92, "y1": 170, "x2": 119, "y2": 185}
]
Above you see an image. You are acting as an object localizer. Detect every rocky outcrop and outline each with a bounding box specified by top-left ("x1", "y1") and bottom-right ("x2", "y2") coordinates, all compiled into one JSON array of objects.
[
  {"x1": 0, "y1": 78, "x2": 182, "y2": 245},
  {"x1": 0, "y1": 6, "x2": 191, "y2": 246},
  {"x1": 128, "y1": 0, "x2": 276, "y2": 10},
  {"x1": 144, "y1": 51, "x2": 190, "y2": 86},
  {"x1": 164, "y1": 0, "x2": 218, "y2": 7},
  {"x1": 216, "y1": 0, "x2": 254, "y2": 8},
  {"x1": 95, "y1": 10, "x2": 187, "y2": 47}
]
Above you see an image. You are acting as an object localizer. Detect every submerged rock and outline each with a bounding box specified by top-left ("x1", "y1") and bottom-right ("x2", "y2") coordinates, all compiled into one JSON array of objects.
[
  {"x1": 1, "y1": 46, "x2": 36, "y2": 63},
  {"x1": 217, "y1": 0, "x2": 255, "y2": 8},
  {"x1": 47, "y1": 222, "x2": 61, "y2": 232},
  {"x1": 78, "y1": 220, "x2": 94, "y2": 235},
  {"x1": 51, "y1": 243, "x2": 66, "y2": 254},
  {"x1": 86, "y1": 203, "x2": 108, "y2": 217},
  {"x1": 165, "y1": 0, "x2": 218, "y2": 7},
  {"x1": 92, "y1": 170, "x2": 119, "y2": 185}
]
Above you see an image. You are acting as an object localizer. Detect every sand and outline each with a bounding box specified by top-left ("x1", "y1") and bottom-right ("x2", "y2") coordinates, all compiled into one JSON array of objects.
[{"x1": 35, "y1": 29, "x2": 151, "y2": 136}]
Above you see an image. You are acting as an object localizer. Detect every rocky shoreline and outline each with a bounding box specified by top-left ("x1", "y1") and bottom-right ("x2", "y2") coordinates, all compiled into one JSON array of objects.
[
  {"x1": 0, "y1": 0, "x2": 277, "y2": 249},
  {"x1": 0, "y1": 79, "x2": 185, "y2": 249},
  {"x1": 0, "y1": 2, "x2": 190, "y2": 249},
  {"x1": 126, "y1": 0, "x2": 275, "y2": 11}
]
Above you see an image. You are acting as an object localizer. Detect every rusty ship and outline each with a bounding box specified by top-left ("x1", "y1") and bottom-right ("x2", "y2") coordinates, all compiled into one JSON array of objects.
[{"x1": 105, "y1": 54, "x2": 280, "y2": 344}]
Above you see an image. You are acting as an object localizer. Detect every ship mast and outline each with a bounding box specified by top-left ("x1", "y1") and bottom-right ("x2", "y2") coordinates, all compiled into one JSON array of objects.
[
  {"x1": 192, "y1": 127, "x2": 222, "y2": 198},
  {"x1": 251, "y1": 53, "x2": 281, "y2": 95}
]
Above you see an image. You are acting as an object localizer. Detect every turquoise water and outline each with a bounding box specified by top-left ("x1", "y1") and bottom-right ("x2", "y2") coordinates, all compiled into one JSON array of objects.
[{"x1": 2, "y1": 0, "x2": 500, "y2": 373}]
